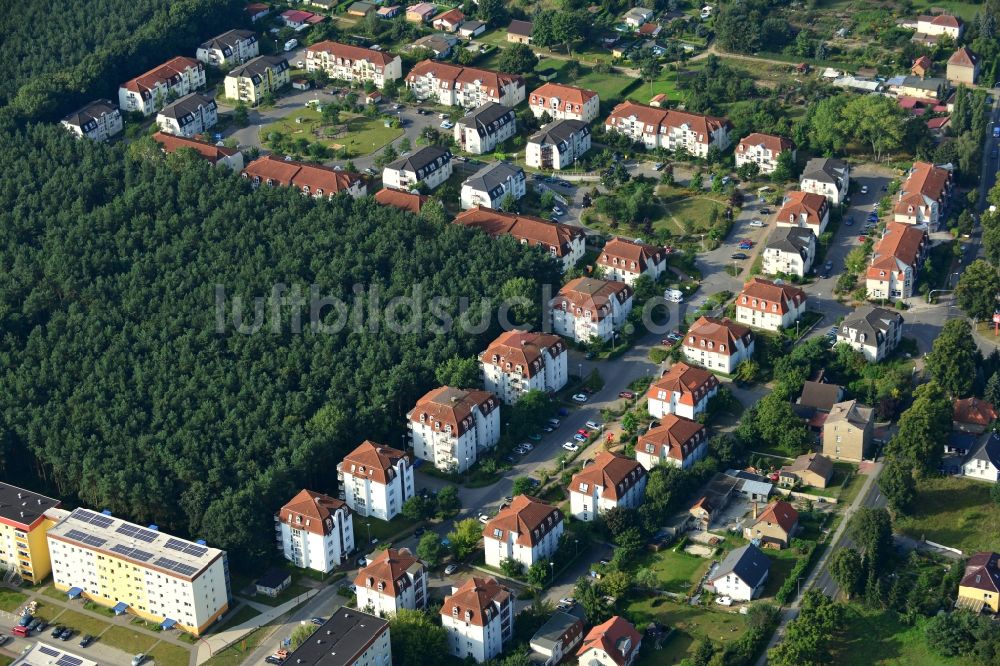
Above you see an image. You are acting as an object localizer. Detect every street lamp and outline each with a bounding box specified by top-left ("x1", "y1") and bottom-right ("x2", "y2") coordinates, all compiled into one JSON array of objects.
[
  {"x1": 574, "y1": 539, "x2": 579, "y2": 558},
  {"x1": 549, "y1": 561, "x2": 555, "y2": 583},
  {"x1": 366, "y1": 521, "x2": 372, "y2": 545}
]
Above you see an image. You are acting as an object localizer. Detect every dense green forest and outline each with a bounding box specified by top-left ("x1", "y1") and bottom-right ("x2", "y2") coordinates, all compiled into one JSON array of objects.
[
  {"x1": 0, "y1": 125, "x2": 562, "y2": 566},
  {"x1": 0, "y1": 0, "x2": 244, "y2": 121}
]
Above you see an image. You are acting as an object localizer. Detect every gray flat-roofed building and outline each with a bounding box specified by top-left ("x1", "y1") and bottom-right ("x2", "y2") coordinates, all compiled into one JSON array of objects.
[{"x1": 283, "y1": 607, "x2": 391, "y2": 666}]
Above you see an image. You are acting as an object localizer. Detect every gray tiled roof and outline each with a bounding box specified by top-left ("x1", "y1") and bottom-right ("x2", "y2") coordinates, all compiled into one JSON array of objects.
[
  {"x1": 765, "y1": 226, "x2": 815, "y2": 254},
  {"x1": 802, "y1": 157, "x2": 848, "y2": 184},
  {"x1": 199, "y1": 29, "x2": 256, "y2": 53},
  {"x1": 229, "y1": 55, "x2": 289, "y2": 83},
  {"x1": 387, "y1": 145, "x2": 452, "y2": 175},
  {"x1": 463, "y1": 161, "x2": 524, "y2": 198},
  {"x1": 968, "y1": 433, "x2": 1000, "y2": 468},
  {"x1": 529, "y1": 119, "x2": 590, "y2": 147},
  {"x1": 713, "y1": 543, "x2": 770, "y2": 588},
  {"x1": 62, "y1": 99, "x2": 118, "y2": 128},
  {"x1": 462, "y1": 102, "x2": 515, "y2": 137},
  {"x1": 839, "y1": 305, "x2": 902, "y2": 345},
  {"x1": 157, "y1": 93, "x2": 216, "y2": 122}
]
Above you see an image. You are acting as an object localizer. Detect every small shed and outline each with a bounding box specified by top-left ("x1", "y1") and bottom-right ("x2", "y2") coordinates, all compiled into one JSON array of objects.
[{"x1": 255, "y1": 567, "x2": 292, "y2": 597}]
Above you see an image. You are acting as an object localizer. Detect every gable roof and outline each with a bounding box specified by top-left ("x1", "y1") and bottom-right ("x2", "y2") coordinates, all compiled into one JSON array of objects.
[
  {"x1": 354, "y1": 547, "x2": 422, "y2": 596},
  {"x1": 229, "y1": 55, "x2": 289, "y2": 82},
  {"x1": 798, "y1": 381, "x2": 843, "y2": 412},
  {"x1": 646, "y1": 362, "x2": 719, "y2": 407},
  {"x1": 483, "y1": 495, "x2": 562, "y2": 547},
  {"x1": 462, "y1": 161, "x2": 524, "y2": 196},
  {"x1": 434, "y1": 7, "x2": 464, "y2": 24},
  {"x1": 442, "y1": 577, "x2": 511, "y2": 627},
  {"x1": 483, "y1": 330, "x2": 565, "y2": 379},
  {"x1": 777, "y1": 191, "x2": 829, "y2": 229},
  {"x1": 605, "y1": 101, "x2": 731, "y2": 145},
  {"x1": 765, "y1": 226, "x2": 815, "y2": 255},
  {"x1": 528, "y1": 119, "x2": 591, "y2": 147},
  {"x1": 242, "y1": 155, "x2": 363, "y2": 195},
  {"x1": 968, "y1": 433, "x2": 1000, "y2": 469},
  {"x1": 156, "y1": 92, "x2": 215, "y2": 121},
  {"x1": 199, "y1": 29, "x2": 256, "y2": 52},
  {"x1": 598, "y1": 237, "x2": 665, "y2": 273},
  {"x1": 737, "y1": 278, "x2": 806, "y2": 315},
  {"x1": 712, "y1": 544, "x2": 770, "y2": 588},
  {"x1": 122, "y1": 56, "x2": 202, "y2": 96},
  {"x1": 373, "y1": 187, "x2": 427, "y2": 214},
  {"x1": 62, "y1": 99, "x2": 119, "y2": 128},
  {"x1": 153, "y1": 132, "x2": 238, "y2": 164},
  {"x1": 684, "y1": 316, "x2": 753, "y2": 355},
  {"x1": 780, "y1": 453, "x2": 834, "y2": 481},
  {"x1": 405, "y1": 60, "x2": 524, "y2": 96},
  {"x1": 961, "y1": 552, "x2": 1000, "y2": 593},
  {"x1": 954, "y1": 398, "x2": 998, "y2": 428},
  {"x1": 920, "y1": 13, "x2": 961, "y2": 28},
  {"x1": 867, "y1": 222, "x2": 927, "y2": 278},
  {"x1": 576, "y1": 616, "x2": 641, "y2": 666},
  {"x1": 341, "y1": 440, "x2": 407, "y2": 485},
  {"x1": 278, "y1": 489, "x2": 348, "y2": 536},
  {"x1": 839, "y1": 305, "x2": 902, "y2": 346},
  {"x1": 752, "y1": 500, "x2": 799, "y2": 534},
  {"x1": 553, "y1": 278, "x2": 633, "y2": 322},
  {"x1": 737, "y1": 133, "x2": 793, "y2": 155},
  {"x1": 801, "y1": 157, "x2": 848, "y2": 184},
  {"x1": 530, "y1": 83, "x2": 599, "y2": 108},
  {"x1": 948, "y1": 47, "x2": 977, "y2": 68},
  {"x1": 912, "y1": 55, "x2": 933, "y2": 71},
  {"x1": 530, "y1": 611, "x2": 584, "y2": 653},
  {"x1": 386, "y1": 145, "x2": 451, "y2": 173},
  {"x1": 306, "y1": 40, "x2": 398, "y2": 67},
  {"x1": 638, "y1": 414, "x2": 706, "y2": 462},
  {"x1": 454, "y1": 207, "x2": 584, "y2": 258},
  {"x1": 507, "y1": 19, "x2": 533, "y2": 36},
  {"x1": 460, "y1": 102, "x2": 515, "y2": 135},
  {"x1": 570, "y1": 451, "x2": 647, "y2": 501},
  {"x1": 409, "y1": 386, "x2": 499, "y2": 436},
  {"x1": 895, "y1": 162, "x2": 951, "y2": 211}
]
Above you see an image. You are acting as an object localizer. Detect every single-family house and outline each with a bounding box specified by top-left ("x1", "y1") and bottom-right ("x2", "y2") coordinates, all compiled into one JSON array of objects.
[
  {"x1": 708, "y1": 544, "x2": 770, "y2": 601},
  {"x1": 778, "y1": 453, "x2": 834, "y2": 489},
  {"x1": 953, "y1": 398, "x2": 998, "y2": 434},
  {"x1": 507, "y1": 20, "x2": 533, "y2": 44},
  {"x1": 743, "y1": 500, "x2": 799, "y2": 549},
  {"x1": 915, "y1": 14, "x2": 963, "y2": 41},
  {"x1": 406, "y1": 2, "x2": 437, "y2": 24},
  {"x1": 963, "y1": 433, "x2": 1000, "y2": 483},
  {"x1": 377, "y1": 5, "x2": 402, "y2": 19},
  {"x1": 459, "y1": 21, "x2": 487, "y2": 38},
  {"x1": 911, "y1": 55, "x2": 933, "y2": 78},
  {"x1": 245, "y1": 3, "x2": 271, "y2": 22},
  {"x1": 347, "y1": 1, "x2": 376, "y2": 17},
  {"x1": 957, "y1": 552, "x2": 1000, "y2": 612},
  {"x1": 433, "y1": 8, "x2": 465, "y2": 32},
  {"x1": 529, "y1": 611, "x2": 584, "y2": 666},
  {"x1": 575, "y1": 616, "x2": 642, "y2": 666},
  {"x1": 623, "y1": 7, "x2": 654, "y2": 28}
]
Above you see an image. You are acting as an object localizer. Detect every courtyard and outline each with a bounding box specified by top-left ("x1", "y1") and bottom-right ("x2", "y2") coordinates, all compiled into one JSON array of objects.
[{"x1": 260, "y1": 107, "x2": 403, "y2": 159}]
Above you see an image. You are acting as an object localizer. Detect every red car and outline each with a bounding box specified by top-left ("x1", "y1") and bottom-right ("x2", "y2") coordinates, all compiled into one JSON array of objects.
[
  {"x1": 576, "y1": 429, "x2": 589, "y2": 436},
  {"x1": 858, "y1": 235, "x2": 867, "y2": 242},
  {"x1": 618, "y1": 391, "x2": 635, "y2": 399}
]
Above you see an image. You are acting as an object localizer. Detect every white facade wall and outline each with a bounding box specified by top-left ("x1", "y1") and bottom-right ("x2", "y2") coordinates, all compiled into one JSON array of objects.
[
  {"x1": 482, "y1": 350, "x2": 568, "y2": 404},
  {"x1": 355, "y1": 568, "x2": 427, "y2": 617},
  {"x1": 550, "y1": 295, "x2": 633, "y2": 343},
  {"x1": 278, "y1": 512, "x2": 354, "y2": 574},
  {"x1": 762, "y1": 247, "x2": 812, "y2": 277},
  {"x1": 710, "y1": 572, "x2": 764, "y2": 601},
  {"x1": 735, "y1": 301, "x2": 806, "y2": 332},
  {"x1": 636, "y1": 439, "x2": 707, "y2": 471},
  {"x1": 443, "y1": 609, "x2": 510, "y2": 663},
  {"x1": 340, "y1": 459, "x2": 414, "y2": 521},
  {"x1": 600, "y1": 256, "x2": 666, "y2": 286},
  {"x1": 647, "y1": 386, "x2": 718, "y2": 421},
  {"x1": 410, "y1": 408, "x2": 501, "y2": 473},
  {"x1": 156, "y1": 104, "x2": 218, "y2": 138},
  {"x1": 196, "y1": 37, "x2": 259, "y2": 68},
  {"x1": 305, "y1": 52, "x2": 403, "y2": 88},
  {"x1": 460, "y1": 175, "x2": 526, "y2": 210},
  {"x1": 455, "y1": 118, "x2": 517, "y2": 155},
  {"x1": 484, "y1": 519, "x2": 563, "y2": 569},
  {"x1": 525, "y1": 130, "x2": 592, "y2": 170},
  {"x1": 800, "y1": 176, "x2": 848, "y2": 205},
  {"x1": 556, "y1": 236, "x2": 587, "y2": 273},
  {"x1": 963, "y1": 458, "x2": 1000, "y2": 483},
  {"x1": 61, "y1": 110, "x2": 123, "y2": 142},
  {"x1": 569, "y1": 477, "x2": 647, "y2": 522},
  {"x1": 529, "y1": 96, "x2": 600, "y2": 123},
  {"x1": 735, "y1": 145, "x2": 793, "y2": 175},
  {"x1": 118, "y1": 65, "x2": 206, "y2": 116},
  {"x1": 607, "y1": 121, "x2": 730, "y2": 158},
  {"x1": 682, "y1": 339, "x2": 754, "y2": 374},
  {"x1": 408, "y1": 76, "x2": 525, "y2": 108},
  {"x1": 382, "y1": 159, "x2": 452, "y2": 191}
]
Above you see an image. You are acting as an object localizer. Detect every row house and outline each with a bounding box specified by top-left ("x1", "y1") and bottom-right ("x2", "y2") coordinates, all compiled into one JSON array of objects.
[
  {"x1": 242, "y1": 156, "x2": 367, "y2": 199},
  {"x1": 305, "y1": 41, "x2": 403, "y2": 89},
  {"x1": 61, "y1": 99, "x2": 122, "y2": 142},
  {"x1": 637, "y1": 414, "x2": 708, "y2": 471},
  {"x1": 405, "y1": 61, "x2": 525, "y2": 108},
  {"x1": 408, "y1": 386, "x2": 500, "y2": 473},
  {"x1": 528, "y1": 83, "x2": 600, "y2": 123},
  {"x1": 454, "y1": 207, "x2": 586, "y2": 272},
  {"x1": 460, "y1": 161, "x2": 526, "y2": 210},
  {"x1": 119, "y1": 57, "x2": 206, "y2": 116},
  {"x1": 646, "y1": 362, "x2": 720, "y2": 420},
  {"x1": 604, "y1": 101, "x2": 732, "y2": 158},
  {"x1": 836, "y1": 305, "x2": 904, "y2": 362},
  {"x1": 354, "y1": 547, "x2": 427, "y2": 617},
  {"x1": 735, "y1": 278, "x2": 808, "y2": 332},
  {"x1": 373, "y1": 187, "x2": 428, "y2": 214},
  {"x1": 526, "y1": 119, "x2": 592, "y2": 170},
  {"x1": 576, "y1": 616, "x2": 642, "y2": 666},
  {"x1": 196, "y1": 29, "x2": 259, "y2": 68},
  {"x1": 735, "y1": 133, "x2": 795, "y2": 175},
  {"x1": 481, "y1": 330, "x2": 568, "y2": 404},
  {"x1": 442, "y1": 577, "x2": 514, "y2": 663},
  {"x1": 596, "y1": 237, "x2": 667, "y2": 285},
  {"x1": 153, "y1": 132, "x2": 244, "y2": 171},
  {"x1": 550, "y1": 278, "x2": 634, "y2": 344},
  {"x1": 682, "y1": 316, "x2": 755, "y2": 375},
  {"x1": 337, "y1": 440, "x2": 414, "y2": 521},
  {"x1": 224, "y1": 55, "x2": 289, "y2": 105},
  {"x1": 454, "y1": 102, "x2": 516, "y2": 155},
  {"x1": 799, "y1": 157, "x2": 849, "y2": 205},
  {"x1": 775, "y1": 191, "x2": 830, "y2": 236},
  {"x1": 865, "y1": 222, "x2": 928, "y2": 300},
  {"x1": 483, "y1": 496, "x2": 564, "y2": 570},
  {"x1": 569, "y1": 452, "x2": 647, "y2": 522},
  {"x1": 382, "y1": 145, "x2": 452, "y2": 191},
  {"x1": 276, "y1": 490, "x2": 354, "y2": 574},
  {"x1": 761, "y1": 226, "x2": 815, "y2": 278},
  {"x1": 155, "y1": 93, "x2": 217, "y2": 138},
  {"x1": 892, "y1": 162, "x2": 952, "y2": 230}
]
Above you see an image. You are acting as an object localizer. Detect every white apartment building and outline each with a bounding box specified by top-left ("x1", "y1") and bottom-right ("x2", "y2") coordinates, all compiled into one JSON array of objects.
[
  {"x1": 735, "y1": 278, "x2": 808, "y2": 332},
  {"x1": 528, "y1": 83, "x2": 600, "y2": 122},
  {"x1": 276, "y1": 489, "x2": 354, "y2": 574},
  {"x1": 284, "y1": 608, "x2": 392, "y2": 666},
  {"x1": 836, "y1": 305, "x2": 904, "y2": 362},
  {"x1": 155, "y1": 93, "x2": 217, "y2": 138},
  {"x1": 865, "y1": 222, "x2": 928, "y2": 301},
  {"x1": 549, "y1": 278, "x2": 634, "y2": 343},
  {"x1": 337, "y1": 440, "x2": 414, "y2": 521},
  {"x1": 682, "y1": 316, "x2": 755, "y2": 374},
  {"x1": 354, "y1": 548, "x2": 427, "y2": 617},
  {"x1": 569, "y1": 452, "x2": 647, "y2": 522},
  {"x1": 47, "y1": 508, "x2": 231, "y2": 636},
  {"x1": 460, "y1": 161, "x2": 526, "y2": 210},
  {"x1": 454, "y1": 103, "x2": 516, "y2": 155},
  {"x1": 442, "y1": 577, "x2": 514, "y2": 663},
  {"x1": 153, "y1": 132, "x2": 245, "y2": 171},
  {"x1": 762, "y1": 227, "x2": 815, "y2": 278},
  {"x1": 528, "y1": 612, "x2": 584, "y2": 666},
  {"x1": 775, "y1": 191, "x2": 831, "y2": 236},
  {"x1": 242, "y1": 156, "x2": 367, "y2": 199},
  {"x1": 224, "y1": 56, "x2": 290, "y2": 105},
  {"x1": 382, "y1": 146, "x2": 452, "y2": 191},
  {"x1": 196, "y1": 30, "x2": 259, "y2": 68},
  {"x1": 735, "y1": 133, "x2": 795, "y2": 175},
  {"x1": 596, "y1": 237, "x2": 667, "y2": 285},
  {"x1": 526, "y1": 119, "x2": 591, "y2": 170},
  {"x1": 646, "y1": 362, "x2": 720, "y2": 420},
  {"x1": 892, "y1": 162, "x2": 952, "y2": 230},
  {"x1": 799, "y1": 157, "x2": 850, "y2": 205},
  {"x1": 482, "y1": 496, "x2": 563, "y2": 569},
  {"x1": 481, "y1": 330, "x2": 568, "y2": 404},
  {"x1": 454, "y1": 208, "x2": 585, "y2": 273},
  {"x1": 61, "y1": 100, "x2": 123, "y2": 142},
  {"x1": 305, "y1": 41, "x2": 403, "y2": 88},
  {"x1": 636, "y1": 415, "x2": 709, "y2": 471},
  {"x1": 408, "y1": 386, "x2": 500, "y2": 473},
  {"x1": 604, "y1": 101, "x2": 731, "y2": 158},
  {"x1": 119, "y1": 57, "x2": 207, "y2": 116},
  {"x1": 405, "y1": 61, "x2": 526, "y2": 108}
]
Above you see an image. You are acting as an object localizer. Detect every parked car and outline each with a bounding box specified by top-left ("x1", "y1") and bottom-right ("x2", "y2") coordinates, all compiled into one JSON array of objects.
[
  {"x1": 716, "y1": 596, "x2": 733, "y2": 606},
  {"x1": 478, "y1": 513, "x2": 490, "y2": 523},
  {"x1": 860, "y1": 185, "x2": 869, "y2": 194},
  {"x1": 749, "y1": 219, "x2": 765, "y2": 227},
  {"x1": 132, "y1": 654, "x2": 147, "y2": 666},
  {"x1": 28, "y1": 619, "x2": 41, "y2": 632},
  {"x1": 619, "y1": 390, "x2": 635, "y2": 399},
  {"x1": 310, "y1": 617, "x2": 326, "y2": 626},
  {"x1": 528, "y1": 433, "x2": 542, "y2": 441},
  {"x1": 572, "y1": 393, "x2": 588, "y2": 403},
  {"x1": 440, "y1": 121, "x2": 454, "y2": 129},
  {"x1": 573, "y1": 434, "x2": 587, "y2": 442},
  {"x1": 0, "y1": 634, "x2": 8, "y2": 647},
  {"x1": 52, "y1": 625, "x2": 64, "y2": 639},
  {"x1": 520, "y1": 442, "x2": 534, "y2": 451},
  {"x1": 444, "y1": 563, "x2": 459, "y2": 575},
  {"x1": 858, "y1": 235, "x2": 868, "y2": 242},
  {"x1": 265, "y1": 657, "x2": 283, "y2": 665},
  {"x1": 759, "y1": 207, "x2": 772, "y2": 214},
  {"x1": 738, "y1": 242, "x2": 753, "y2": 250},
  {"x1": 60, "y1": 627, "x2": 74, "y2": 641},
  {"x1": 562, "y1": 442, "x2": 580, "y2": 452},
  {"x1": 357, "y1": 556, "x2": 368, "y2": 567},
  {"x1": 576, "y1": 428, "x2": 588, "y2": 436},
  {"x1": 547, "y1": 418, "x2": 561, "y2": 427},
  {"x1": 844, "y1": 217, "x2": 854, "y2": 226},
  {"x1": 36, "y1": 620, "x2": 48, "y2": 632},
  {"x1": 542, "y1": 425, "x2": 554, "y2": 433},
  {"x1": 824, "y1": 260, "x2": 833, "y2": 270},
  {"x1": 414, "y1": 527, "x2": 425, "y2": 537},
  {"x1": 552, "y1": 206, "x2": 565, "y2": 216},
  {"x1": 585, "y1": 420, "x2": 602, "y2": 430},
  {"x1": 503, "y1": 454, "x2": 516, "y2": 464},
  {"x1": 730, "y1": 252, "x2": 748, "y2": 260}
]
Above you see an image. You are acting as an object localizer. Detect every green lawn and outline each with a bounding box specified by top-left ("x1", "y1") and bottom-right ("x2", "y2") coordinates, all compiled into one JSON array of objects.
[
  {"x1": 642, "y1": 76, "x2": 684, "y2": 103},
  {"x1": 895, "y1": 476, "x2": 1000, "y2": 553},
  {"x1": 0, "y1": 588, "x2": 28, "y2": 612},
  {"x1": 561, "y1": 68, "x2": 638, "y2": 104},
  {"x1": 28, "y1": 602, "x2": 63, "y2": 622},
  {"x1": 55, "y1": 609, "x2": 113, "y2": 637},
  {"x1": 638, "y1": 547, "x2": 711, "y2": 593},
  {"x1": 203, "y1": 627, "x2": 268, "y2": 666},
  {"x1": 761, "y1": 547, "x2": 800, "y2": 598},
  {"x1": 261, "y1": 108, "x2": 403, "y2": 158},
  {"x1": 209, "y1": 604, "x2": 262, "y2": 634},
  {"x1": 100, "y1": 626, "x2": 158, "y2": 653},
  {"x1": 41, "y1": 585, "x2": 69, "y2": 602},
  {"x1": 628, "y1": 596, "x2": 749, "y2": 664},
  {"x1": 830, "y1": 605, "x2": 977, "y2": 665},
  {"x1": 147, "y1": 640, "x2": 192, "y2": 666},
  {"x1": 360, "y1": 514, "x2": 421, "y2": 543},
  {"x1": 83, "y1": 599, "x2": 117, "y2": 617}
]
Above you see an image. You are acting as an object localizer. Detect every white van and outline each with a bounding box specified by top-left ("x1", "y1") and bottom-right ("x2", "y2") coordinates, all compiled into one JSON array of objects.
[
  {"x1": 664, "y1": 289, "x2": 684, "y2": 303},
  {"x1": 284, "y1": 39, "x2": 298, "y2": 52}
]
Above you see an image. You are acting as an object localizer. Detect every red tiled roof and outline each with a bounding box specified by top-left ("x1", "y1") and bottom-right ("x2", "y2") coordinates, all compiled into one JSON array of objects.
[
  {"x1": 569, "y1": 451, "x2": 646, "y2": 501},
  {"x1": 777, "y1": 191, "x2": 829, "y2": 230},
  {"x1": 483, "y1": 330, "x2": 565, "y2": 380},
  {"x1": 355, "y1": 547, "x2": 421, "y2": 596},
  {"x1": 242, "y1": 155, "x2": 362, "y2": 195},
  {"x1": 552, "y1": 278, "x2": 633, "y2": 322},
  {"x1": 341, "y1": 440, "x2": 407, "y2": 485},
  {"x1": 895, "y1": 162, "x2": 951, "y2": 210},
  {"x1": 737, "y1": 278, "x2": 807, "y2": 316},
  {"x1": 930, "y1": 14, "x2": 961, "y2": 28},
  {"x1": 483, "y1": 495, "x2": 562, "y2": 547},
  {"x1": 597, "y1": 237, "x2": 664, "y2": 274},
  {"x1": 434, "y1": 8, "x2": 464, "y2": 24},
  {"x1": 605, "y1": 101, "x2": 731, "y2": 145},
  {"x1": 282, "y1": 9, "x2": 313, "y2": 22},
  {"x1": 912, "y1": 55, "x2": 932, "y2": 72},
  {"x1": 410, "y1": 386, "x2": 499, "y2": 436},
  {"x1": 962, "y1": 552, "x2": 1000, "y2": 593},
  {"x1": 374, "y1": 187, "x2": 427, "y2": 214},
  {"x1": 455, "y1": 207, "x2": 584, "y2": 258},
  {"x1": 737, "y1": 133, "x2": 793, "y2": 155},
  {"x1": 530, "y1": 83, "x2": 599, "y2": 110},
  {"x1": 927, "y1": 116, "x2": 950, "y2": 130},
  {"x1": 577, "y1": 616, "x2": 641, "y2": 666},
  {"x1": 406, "y1": 61, "x2": 524, "y2": 97},
  {"x1": 638, "y1": 22, "x2": 661, "y2": 36},
  {"x1": 753, "y1": 500, "x2": 799, "y2": 534},
  {"x1": 954, "y1": 398, "x2": 998, "y2": 427},
  {"x1": 638, "y1": 414, "x2": 706, "y2": 462},
  {"x1": 277, "y1": 489, "x2": 348, "y2": 537},
  {"x1": 948, "y1": 47, "x2": 977, "y2": 68},
  {"x1": 122, "y1": 57, "x2": 202, "y2": 95},
  {"x1": 646, "y1": 362, "x2": 719, "y2": 407},
  {"x1": 866, "y1": 222, "x2": 927, "y2": 279},
  {"x1": 442, "y1": 577, "x2": 510, "y2": 627},
  {"x1": 306, "y1": 40, "x2": 398, "y2": 67},
  {"x1": 153, "y1": 132, "x2": 238, "y2": 164},
  {"x1": 683, "y1": 316, "x2": 753, "y2": 356}
]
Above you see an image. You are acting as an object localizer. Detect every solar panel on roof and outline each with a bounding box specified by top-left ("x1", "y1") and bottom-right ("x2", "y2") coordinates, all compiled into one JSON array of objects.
[
  {"x1": 164, "y1": 538, "x2": 188, "y2": 552},
  {"x1": 65, "y1": 529, "x2": 90, "y2": 542},
  {"x1": 57, "y1": 655, "x2": 84, "y2": 666},
  {"x1": 116, "y1": 524, "x2": 138, "y2": 538},
  {"x1": 183, "y1": 545, "x2": 208, "y2": 557},
  {"x1": 111, "y1": 544, "x2": 132, "y2": 556},
  {"x1": 83, "y1": 535, "x2": 106, "y2": 548},
  {"x1": 132, "y1": 528, "x2": 159, "y2": 543},
  {"x1": 132, "y1": 549, "x2": 154, "y2": 562},
  {"x1": 174, "y1": 564, "x2": 198, "y2": 576},
  {"x1": 155, "y1": 557, "x2": 180, "y2": 570},
  {"x1": 89, "y1": 514, "x2": 114, "y2": 529},
  {"x1": 38, "y1": 646, "x2": 60, "y2": 657}
]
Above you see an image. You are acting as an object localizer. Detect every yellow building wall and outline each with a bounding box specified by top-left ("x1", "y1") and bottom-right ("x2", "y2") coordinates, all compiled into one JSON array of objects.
[
  {"x1": 958, "y1": 585, "x2": 1000, "y2": 612},
  {"x1": 1, "y1": 517, "x2": 56, "y2": 584}
]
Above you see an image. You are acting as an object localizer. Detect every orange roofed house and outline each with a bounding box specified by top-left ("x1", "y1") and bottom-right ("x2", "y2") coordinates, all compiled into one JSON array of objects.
[
  {"x1": 953, "y1": 397, "x2": 998, "y2": 434},
  {"x1": 481, "y1": 330, "x2": 568, "y2": 404},
  {"x1": 892, "y1": 162, "x2": 952, "y2": 230},
  {"x1": 153, "y1": 132, "x2": 244, "y2": 171},
  {"x1": 118, "y1": 56, "x2": 206, "y2": 116},
  {"x1": 576, "y1": 616, "x2": 642, "y2": 666},
  {"x1": 911, "y1": 55, "x2": 933, "y2": 78},
  {"x1": 604, "y1": 101, "x2": 732, "y2": 158},
  {"x1": 405, "y1": 61, "x2": 526, "y2": 108},
  {"x1": 743, "y1": 500, "x2": 799, "y2": 549},
  {"x1": 866, "y1": 222, "x2": 928, "y2": 300},
  {"x1": 915, "y1": 13, "x2": 963, "y2": 42},
  {"x1": 304, "y1": 41, "x2": 403, "y2": 89},
  {"x1": 432, "y1": 8, "x2": 465, "y2": 32},
  {"x1": 947, "y1": 46, "x2": 979, "y2": 85},
  {"x1": 483, "y1": 495, "x2": 564, "y2": 569},
  {"x1": 275, "y1": 489, "x2": 354, "y2": 573},
  {"x1": 354, "y1": 547, "x2": 427, "y2": 616},
  {"x1": 646, "y1": 361, "x2": 720, "y2": 420},
  {"x1": 528, "y1": 82, "x2": 601, "y2": 123},
  {"x1": 569, "y1": 451, "x2": 648, "y2": 521},
  {"x1": 337, "y1": 440, "x2": 414, "y2": 521},
  {"x1": 735, "y1": 278, "x2": 808, "y2": 332},
  {"x1": 682, "y1": 316, "x2": 755, "y2": 374},
  {"x1": 550, "y1": 278, "x2": 634, "y2": 343},
  {"x1": 597, "y1": 237, "x2": 667, "y2": 285},
  {"x1": 775, "y1": 190, "x2": 831, "y2": 235},
  {"x1": 373, "y1": 187, "x2": 427, "y2": 214},
  {"x1": 454, "y1": 207, "x2": 586, "y2": 272},
  {"x1": 735, "y1": 133, "x2": 795, "y2": 175},
  {"x1": 441, "y1": 577, "x2": 514, "y2": 662},
  {"x1": 407, "y1": 386, "x2": 500, "y2": 473},
  {"x1": 242, "y1": 155, "x2": 366, "y2": 199},
  {"x1": 637, "y1": 414, "x2": 709, "y2": 471}
]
